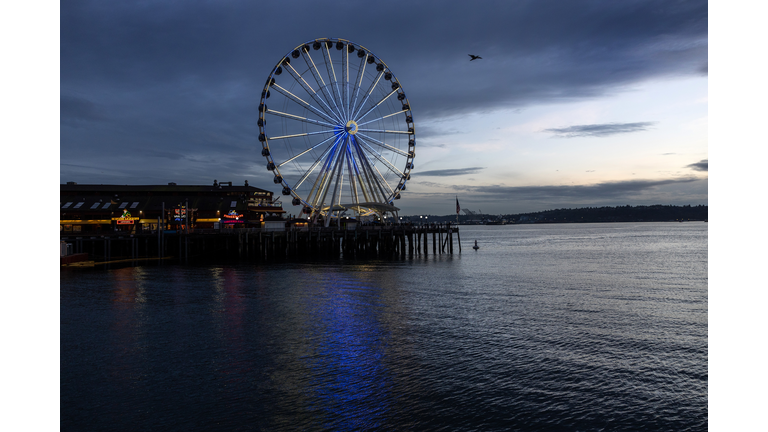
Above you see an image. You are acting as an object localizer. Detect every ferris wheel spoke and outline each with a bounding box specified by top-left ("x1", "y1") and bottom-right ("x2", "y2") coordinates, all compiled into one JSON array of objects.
[
  {"x1": 308, "y1": 136, "x2": 345, "y2": 208},
  {"x1": 355, "y1": 144, "x2": 386, "y2": 202},
  {"x1": 306, "y1": 147, "x2": 337, "y2": 208},
  {"x1": 268, "y1": 130, "x2": 336, "y2": 141},
  {"x1": 355, "y1": 132, "x2": 410, "y2": 157},
  {"x1": 291, "y1": 135, "x2": 342, "y2": 191},
  {"x1": 365, "y1": 155, "x2": 396, "y2": 200},
  {"x1": 267, "y1": 109, "x2": 337, "y2": 129},
  {"x1": 373, "y1": 164, "x2": 396, "y2": 200},
  {"x1": 312, "y1": 137, "x2": 346, "y2": 210},
  {"x1": 351, "y1": 70, "x2": 385, "y2": 120},
  {"x1": 356, "y1": 150, "x2": 376, "y2": 202},
  {"x1": 354, "y1": 138, "x2": 397, "y2": 201},
  {"x1": 322, "y1": 43, "x2": 345, "y2": 122},
  {"x1": 346, "y1": 142, "x2": 372, "y2": 203},
  {"x1": 353, "y1": 145, "x2": 378, "y2": 203},
  {"x1": 348, "y1": 139, "x2": 377, "y2": 201},
  {"x1": 300, "y1": 48, "x2": 343, "y2": 120},
  {"x1": 349, "y1": 54, "x2": 368, "y2": 121},
  {"x1": 284, "y1": 61, "x2": 340, "y2": 121},
  {"x1": 355, "y1": 135, "x2": 406, "y2": 178},
  {"x1": 344, "y1": 146, "x2": 361, "y2": 207},
  {"x1": 271, "y1": 83, "x2": 338, "y2": 125},
  {"x1": 357, "y1": 128, "x2": 411, "y2": 135},
  {"x1": 326, "y1": 138, "x2": 348, "y2": 217},
  {"x1": 354, "y1": 88, "x2": 399, "y2": 124},
  {"x1": 342, "y1": 47, "x2": 349, "y2": 121},
  {"x1": 356, "y1": 111, "x2": 402, "y2": 127},
  {"x1": 277, "y1": 131, "x2": 343, "y2": 168},
  {"x1": 283, "y1": 62, "x2": 342, "y2": 123}
]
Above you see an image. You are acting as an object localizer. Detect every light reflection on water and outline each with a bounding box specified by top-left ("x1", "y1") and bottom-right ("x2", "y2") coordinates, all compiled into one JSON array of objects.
[
  {"x1": 61, "y1": 223, "x2": 707, "y2": 431},
  {"x1": 302, "y1": 271, "x2": 391, "y2": 429},
  {"x1": 109, "y1": 267, "x2": 147, "y2": 387}
]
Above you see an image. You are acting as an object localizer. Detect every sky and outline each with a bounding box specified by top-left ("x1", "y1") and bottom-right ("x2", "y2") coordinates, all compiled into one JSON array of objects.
[{"x1": 59, "y1": 0, "x2": 707, "y2": 215}]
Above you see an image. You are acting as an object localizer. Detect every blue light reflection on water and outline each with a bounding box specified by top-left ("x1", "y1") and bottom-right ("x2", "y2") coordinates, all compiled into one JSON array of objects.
[
  {"x1": 300, "y1": 269, "x2": 391, "y2": 430},
  {"x1": 61, "y1": 223, "x2": 707, "y2": 431}
]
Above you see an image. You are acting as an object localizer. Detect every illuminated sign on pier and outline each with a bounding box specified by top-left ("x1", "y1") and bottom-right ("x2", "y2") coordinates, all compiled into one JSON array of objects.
[
  {"x1": 222, "y1": 209, "x2": 244, "y2": 223},
  {"x1": 223, "y1": 210, "x2": 243, "y2": 219}
]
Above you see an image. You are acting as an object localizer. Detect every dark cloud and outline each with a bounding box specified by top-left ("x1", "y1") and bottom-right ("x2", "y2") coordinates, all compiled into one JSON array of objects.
[
  {"x1": 60, "y1": 152, "x2": 261, "y2": 186},
  {"x1": 61, "y1": 0, "x2": 707, "y2": 118},
  {"x1": 61, "y1": 162, "x2": 102, "y2": 170},
  {"x1": 544, "y1": 122, "x2": 656, "y2": 138},
  {"x1": 686, "y1": 159, "x2": 708, "y2": 171},
  {"x1": 144, "y1": 150, "x2": 187, "y2": 160},
  {"x1": 60, "y1": 95, "x2": 108, "y2": 125},
  {"x1": 417, "y1": 167, "x2": 485, "y2": 177},
  {"x1": 60, "y1": 0, "x2": 707, "y2": 192}
]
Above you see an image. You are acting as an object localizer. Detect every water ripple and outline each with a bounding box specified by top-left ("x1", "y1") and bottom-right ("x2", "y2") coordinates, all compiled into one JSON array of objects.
[{"x1": 61, "y1": 223, "x2": 707, "y2": 431}]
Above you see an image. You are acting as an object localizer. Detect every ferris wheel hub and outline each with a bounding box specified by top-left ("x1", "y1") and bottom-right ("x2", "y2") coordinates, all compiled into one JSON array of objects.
[{"x1": 345, "y1": 120, "x2": 359, "y2": 135}]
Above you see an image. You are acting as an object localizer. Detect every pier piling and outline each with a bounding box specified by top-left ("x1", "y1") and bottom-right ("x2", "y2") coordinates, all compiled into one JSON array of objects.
[{"x1": 61, "y1": 224, "x2": 460, "y2": 264}]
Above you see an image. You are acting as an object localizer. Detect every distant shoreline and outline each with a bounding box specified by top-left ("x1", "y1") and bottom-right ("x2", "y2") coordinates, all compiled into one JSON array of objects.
[{"x1": 402, "y1": 204, "x2": 708, "y2": 224}]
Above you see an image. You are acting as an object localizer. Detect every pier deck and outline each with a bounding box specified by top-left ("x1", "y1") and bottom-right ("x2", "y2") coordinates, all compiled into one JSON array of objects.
[{"x1": 60, "y1": 224, "x2": 462, "y2": 264}]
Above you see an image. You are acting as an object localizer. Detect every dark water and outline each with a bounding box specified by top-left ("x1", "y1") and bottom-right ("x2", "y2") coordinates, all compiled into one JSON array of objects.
[{"x1": 61, "y1": 223, "x2": 707, "y2": 431}]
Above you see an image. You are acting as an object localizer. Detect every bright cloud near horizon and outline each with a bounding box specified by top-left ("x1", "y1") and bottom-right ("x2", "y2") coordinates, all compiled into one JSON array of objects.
[{"x1": 60, "y1": 0, "x2": 708, "y2": 215}]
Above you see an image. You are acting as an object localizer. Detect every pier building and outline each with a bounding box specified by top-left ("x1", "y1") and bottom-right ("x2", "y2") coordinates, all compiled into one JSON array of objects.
[{"x1": 60, "y1": 181, "x2": 285, "y2": 234}]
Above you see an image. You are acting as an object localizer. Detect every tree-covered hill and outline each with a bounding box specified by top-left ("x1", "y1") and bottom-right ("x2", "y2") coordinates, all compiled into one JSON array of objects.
[
  {"x1": 405, "y1": 205, "x2": 708, "y2": 224},
  {"x1": 505, "y1": 204, "x2": 707, "y2": 223}
]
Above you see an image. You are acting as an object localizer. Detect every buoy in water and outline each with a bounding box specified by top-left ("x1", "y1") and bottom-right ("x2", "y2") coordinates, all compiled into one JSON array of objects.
[{"x1": 473, "y1": 240, "x2": 479, "y2": 250}]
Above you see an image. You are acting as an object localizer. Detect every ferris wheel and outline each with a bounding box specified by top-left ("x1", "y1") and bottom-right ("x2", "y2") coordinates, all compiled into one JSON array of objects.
[{"x1": 258, "y1": 37, "x2": 415, "y2": 225}]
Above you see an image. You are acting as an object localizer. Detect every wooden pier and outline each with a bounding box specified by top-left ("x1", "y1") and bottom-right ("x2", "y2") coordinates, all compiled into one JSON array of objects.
[{"x1": 60, "y1": 224, "x2": 461, "y2": 264}]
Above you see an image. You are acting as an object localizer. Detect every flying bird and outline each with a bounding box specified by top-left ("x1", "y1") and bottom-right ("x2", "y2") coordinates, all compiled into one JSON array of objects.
[{"x1": 468, "y1": 54, "x2": 482, "y2": 61}]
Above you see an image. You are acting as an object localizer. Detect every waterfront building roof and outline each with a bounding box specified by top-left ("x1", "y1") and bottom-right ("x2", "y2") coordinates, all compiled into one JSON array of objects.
[
  {"x1": 60, "y1": 182, "x2": 285, "y2": 230},
  {"x1": 60, "y1": 182, "x2": 273, "y2": 195}
]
